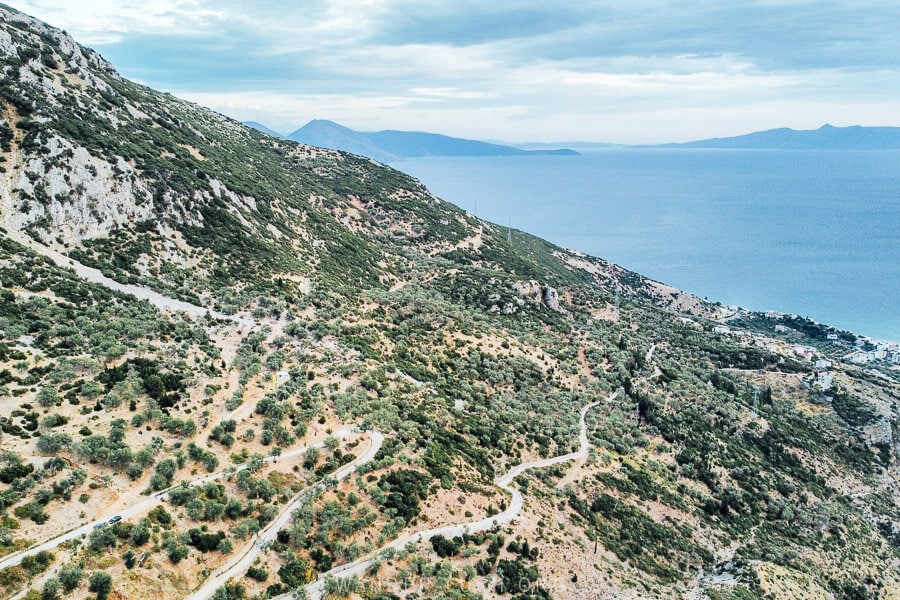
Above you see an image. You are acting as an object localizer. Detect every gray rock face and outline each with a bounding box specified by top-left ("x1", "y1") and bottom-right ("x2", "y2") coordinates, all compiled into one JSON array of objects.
[
  {"x1": 511, "y1": 280, "x2": 561, "y2": 312},
  {"x1": 865, "y1": 416, "x2": 894, "y2": 448},
  {"x1": 511, "y1": 280, "x2": 542, "y2": 303},
  {"x1": 543, "y1": 286, "x2": 560, "y2": 311}
]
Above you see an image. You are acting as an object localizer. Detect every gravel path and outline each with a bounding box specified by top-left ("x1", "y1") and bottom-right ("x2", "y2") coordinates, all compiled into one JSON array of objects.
[
  {"x1": 277, "y1": 391, "x2": 618, "y2": 600},
  {"x1": 8, "y1": 231, "x2": 253, "y2": 326},
  {"x1": 186, "y1": 430, "x2": 384, "y2": 600},
  {"x1": 0, "y1": 429, "x2": 378, "y2": 573}
]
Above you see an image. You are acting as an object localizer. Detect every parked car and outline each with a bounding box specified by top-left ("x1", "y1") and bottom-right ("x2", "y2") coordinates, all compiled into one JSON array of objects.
[{"x1": 108, "y1": 515, "x2": 122, "y2": 524}]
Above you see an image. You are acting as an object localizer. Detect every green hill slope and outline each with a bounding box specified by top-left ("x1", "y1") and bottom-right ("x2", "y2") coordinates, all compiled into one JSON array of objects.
[{"x1": 0, "y1": 6, "x2": 898, "y2": 600}]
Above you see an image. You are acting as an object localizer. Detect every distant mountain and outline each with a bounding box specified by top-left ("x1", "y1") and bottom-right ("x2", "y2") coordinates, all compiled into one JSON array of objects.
[
  {"x1": 287, "y1": 120, "x2": 398, "y2": 162},
  {"x1": 286, "y1": 119, "x2": 578, "y2": 161},
  {"x1": 243, "y1": 121, "x2": 284, "y2": 138},
  {"x1": 650, "y1": 124, "x2": 900, "y2": 149}
]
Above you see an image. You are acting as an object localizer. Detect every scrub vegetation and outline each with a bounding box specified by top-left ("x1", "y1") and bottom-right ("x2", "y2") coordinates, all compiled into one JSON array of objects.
[{"x1": 0, "y1": 6, "x2": 898, "y2": 600}]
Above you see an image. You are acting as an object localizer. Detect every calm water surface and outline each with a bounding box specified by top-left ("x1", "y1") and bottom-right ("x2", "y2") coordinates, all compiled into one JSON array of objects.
[{"x1": 392, "y1": 149, "x2": 900, "y2": 342}]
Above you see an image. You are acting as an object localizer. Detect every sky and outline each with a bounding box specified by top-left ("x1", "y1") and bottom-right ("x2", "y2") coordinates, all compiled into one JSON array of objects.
[{"x1": 10, "y1": 1, "x2": 900, "y2": 143}]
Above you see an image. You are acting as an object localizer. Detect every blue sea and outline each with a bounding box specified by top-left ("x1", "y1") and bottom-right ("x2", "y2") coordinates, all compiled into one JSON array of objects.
[{"x1": 391, "y1": 149, "x2": 900, "y2": 342}]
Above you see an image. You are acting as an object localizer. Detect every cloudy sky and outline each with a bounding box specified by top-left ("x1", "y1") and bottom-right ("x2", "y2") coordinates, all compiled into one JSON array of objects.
[{"x1": 12, "y1": 1, "x2": 900, "y2": 143}]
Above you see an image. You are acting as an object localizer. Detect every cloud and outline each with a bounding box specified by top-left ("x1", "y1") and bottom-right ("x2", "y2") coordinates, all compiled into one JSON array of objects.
[
  {"x1": 16, "y1": 0, "x2": 226, "y2": 43},
  {"x1": 11, "y1": 0, "x2": 900, "y2": 142}
]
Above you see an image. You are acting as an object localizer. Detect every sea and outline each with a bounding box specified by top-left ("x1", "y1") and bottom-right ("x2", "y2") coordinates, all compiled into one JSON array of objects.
[{"x1": 390, "y1": 149, "x2": 900, "y2": 343}]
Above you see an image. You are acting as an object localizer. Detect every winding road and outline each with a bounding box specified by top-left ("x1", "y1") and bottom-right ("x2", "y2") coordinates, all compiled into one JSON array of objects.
[
  {"x1": 186, "y1": 430, "x2": 383, "y2": 600},
  {"x1": 4, "y1": 229, "x2": 656, "y2": 600},
  {"x1": 0, "y1": 429, "x2": 381, "y2": 573},
  {"x1": 273, "y1": 391, "x2": 617, "y2": 600},
  {"x1": 7, "y1": 231, "x2": 253, "y2": 326}
]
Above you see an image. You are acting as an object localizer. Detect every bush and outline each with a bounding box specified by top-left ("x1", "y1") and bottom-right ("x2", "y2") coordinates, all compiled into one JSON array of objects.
[
  {"x1": 21, "y1": 550, "x2": 54, "y2": 575},
  {"x1": 41, "y1": 576, "x2": 61, "y2": 600},
  {"x1": 87, "y1": 571, "x2": 112, "y2": 600},
  {"x1": 430, "y1": 534, "x2": 463, "y2": 558},
  {"x1": 380, "y1": 469, "x2": 431, "y2": 521},
  {"x1": 278, "y1": 558, "x2": 312, "y2": 588},
  {"x1": 36, "y1": 432, "x2": 71, "y2": 455},
  {"x1": 211, "y1": 583, "x2": 246, "y2": 600},
  {"x1": 58, "y1": 563, "x2": 83, "y2": 591},
  {"x1": 36, "y1": 386, "x2": 58, "y2": 407}
]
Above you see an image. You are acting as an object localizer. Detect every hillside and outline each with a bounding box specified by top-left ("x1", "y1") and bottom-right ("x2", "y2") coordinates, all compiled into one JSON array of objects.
[
  {"x1": 650, "y1": 124, "x2": 900, "y2": 149},
  {"x1": 0, "y1": 6, "x2": 898, "y2": 600},
  {"x1": 287, "y1": 119, "x2": 578, "y2": 162}
]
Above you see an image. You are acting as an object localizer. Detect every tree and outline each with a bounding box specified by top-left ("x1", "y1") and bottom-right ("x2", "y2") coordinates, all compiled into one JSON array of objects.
[
  {"x1": 205, "y1": 499, "x2": 225, "y2": 521},
  {"x1": 37, "y1": 386, "x2": 58, "y2": 408},
  {"x1": 88, "y1": 524, "x2": 117, "y2": 553},
  {"x1": 211, "y1": 583, "x2": 246, "y2": 600},
  {"x1": 102, "y1": 391, "x2": 122, "y2": 409},
  {"x1": 430, "y1": 534, "x2": 462, "y2": 558},
  {"x1": 224, "y1": 497, "x2": 243, "y2": 520},
  {"x1": 130, "y1": 519, "x2": 151, "y2": 546},
  {"x1": 41, "y1": 577, "x2": 60, "y2": 600},
  {"x1": 278, "y1": 558, "x2": 312, "y2": 588},
  {"x1": 247, "y1": 453, "x2": 264, "y2": 472},
  {"x1": 80, "y1": 380, "x2": 103, "y2": 399},
  {"x1": 88, "y1": 571, "x2": 112, "y2": 600},
  {"x1": 185, "y1": 498, "x2": 205, "y2": 521},
  {"x1": 57, "y1": 563, "x2": 83, "y2": 592},
  {"x1": 148, "y1": 505, "x2": 172, "y2": 525},
  {"x1": 36, "y1": 433, "x2": 71, "y2": 455},
  {"x1": 303, "y1": 447, "x2": 320, "y2": 469},
  {"x1": 153, "y1": 458, "x2": 177, "y2": 490},
  {"x1": 163, "y1": 535, "x2": 189, "y2": 563}
]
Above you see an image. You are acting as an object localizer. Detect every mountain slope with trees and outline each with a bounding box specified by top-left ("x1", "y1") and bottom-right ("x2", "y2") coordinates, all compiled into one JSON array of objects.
[{"x1": 0, "y1": 6, "x2": 898, "y2": 600}]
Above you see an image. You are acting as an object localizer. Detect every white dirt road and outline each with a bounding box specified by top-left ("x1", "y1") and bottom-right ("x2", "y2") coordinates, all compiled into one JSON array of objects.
[
  {"x1": 278, "y1": 391, "x2": 618, "y2": 600},
  {"x1": 0, "y1": 429, "x2": 378, "y2": 573}
]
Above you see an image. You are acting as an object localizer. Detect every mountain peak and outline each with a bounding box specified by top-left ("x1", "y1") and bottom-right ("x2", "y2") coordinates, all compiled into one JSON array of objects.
[
  {"x1": 287, "y1": 119, "x2": 578, "y2": 160},
  {"x1": 243, "y1": 121, "x2": 284, "y2": 138}
]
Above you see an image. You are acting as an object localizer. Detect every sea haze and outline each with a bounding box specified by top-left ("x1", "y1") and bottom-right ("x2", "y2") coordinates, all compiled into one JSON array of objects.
[{"x1": 392, "y1": 149, "x2": 900, "y2": 342}]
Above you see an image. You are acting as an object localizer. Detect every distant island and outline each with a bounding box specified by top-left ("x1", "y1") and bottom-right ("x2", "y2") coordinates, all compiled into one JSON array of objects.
[
  {"x1": 518, "y1": 124, "x2": 900, "y2": 150},
  {"x1": 244, "y1": 119, "x2": 578, "y2": 161},
  {"x1": 248, "y1": 122, "x2": 900, "y2": 155},
  {"x1": 644, "y1": 124, "x2": 900, "y2": 150}
]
